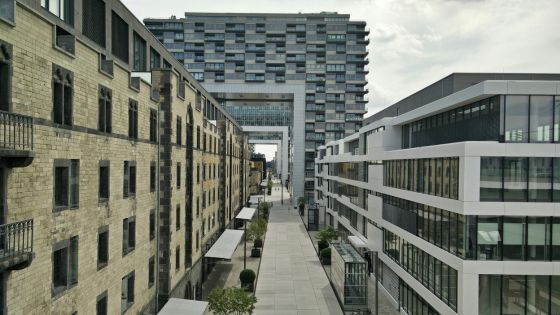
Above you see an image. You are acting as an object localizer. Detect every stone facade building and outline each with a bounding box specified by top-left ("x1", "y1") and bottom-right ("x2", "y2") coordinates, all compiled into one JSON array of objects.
[{"x1": 0, "y1": 0, "x2": 249, "y2": 314}]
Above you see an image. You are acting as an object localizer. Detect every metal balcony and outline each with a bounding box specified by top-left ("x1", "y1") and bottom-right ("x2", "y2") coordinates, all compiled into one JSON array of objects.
[
  {"x1": 0, "y1": 219, "x2": 34, "y2": 271},
  {"x1": 0, "y1": 111, "x2": 34, "y2": 167}
]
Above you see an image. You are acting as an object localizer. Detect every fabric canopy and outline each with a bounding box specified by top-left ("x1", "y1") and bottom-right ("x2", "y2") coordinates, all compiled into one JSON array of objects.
[
  {"x1": 348, "y1": 235, "x2": 368, "y2": 248},
  {"x1": 236, "y1": 207, "x2": 256, "y2": 220},
  {"x1": 204, "y1": 229, "x2": 244, "y2": 259},
  {"x1": 158, "y1": 298, "x2": 208, "y2": 315}
]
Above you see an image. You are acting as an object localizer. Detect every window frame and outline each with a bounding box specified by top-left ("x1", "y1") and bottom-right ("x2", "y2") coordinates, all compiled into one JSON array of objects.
[
  {"x1": 52, "y1": 64, "x2": 74, "y2": 126},
  {"x1": 53, "y1": 159, "x2": 79, "y2": 212},
  {"x1": 98, "y1": 85, "x2": 112, "y2": 133},
  {"x1": 52, "y1": 235, "x2": 79, "y2": 296},
  {"x1": 97, "y1": 225, "x2": 109, "y2": 270},
  {"x1": 98, "y1": 160, "x2": 110, "y2": 203},
  {"x1": 122, "y1": 216, "x2": 136, "y2": 256}
]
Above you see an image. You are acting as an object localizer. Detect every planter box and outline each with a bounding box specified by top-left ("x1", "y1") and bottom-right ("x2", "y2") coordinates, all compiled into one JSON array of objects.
[
  {"x1": 321, "y1": 256, "x2": 331, "y2": 265},
  {"x1": 242, "y1": 281, "x2": 254, "y2": 292},
  {"x1": 251, "y1": 248, "x2": 261, "y2": 257}
]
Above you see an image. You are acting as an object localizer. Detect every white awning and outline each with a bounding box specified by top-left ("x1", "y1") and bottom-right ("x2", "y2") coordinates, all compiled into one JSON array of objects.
[
  {"x1": 158, "y1": 298, "x2": 208, "y2": 315},
  {"x1": 204, "y1": 229, "x2": 244, "y2": 259},
  {"x1": 348, "y1": 235, "x2": 368, "y2": 248},
  {"x1": 249, "y1": 195, "x2": 264, "y2": 204},
  {"x1": 236, "y1": 207, "x2": 256, "y2": 220}
]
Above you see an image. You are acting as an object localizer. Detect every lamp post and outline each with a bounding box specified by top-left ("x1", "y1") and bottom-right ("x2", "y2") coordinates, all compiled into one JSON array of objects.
[{"x1": 243, "y1": 219, "x2": 247, "y2": 269}]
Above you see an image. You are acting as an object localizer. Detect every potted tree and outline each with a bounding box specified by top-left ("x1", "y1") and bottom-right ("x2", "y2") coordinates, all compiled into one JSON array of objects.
[
  {"x1": 298, "y1": 197, "x2": 306, "y2": 216},
  {"x1": 259, "y1": 202, "x2": 271, "y2": 220},
  {"x1": 248, "y1": 218, "x2": 267, "y2": 257},
  {"x1": 239, "y1": 269, "x2": 257, "y2": 292},
  {"x1": 315, "y1": 226, "x2": 339, "y2": 254},
  {"x1": 208, "y1": 287, "x2": 257, "y2": 315},
  {"x1": 267, "y1": 179, "x2": 272, "y2": 195},
  {"x1": 320, "y1": 248, "x2": 331, "y2": 265}
]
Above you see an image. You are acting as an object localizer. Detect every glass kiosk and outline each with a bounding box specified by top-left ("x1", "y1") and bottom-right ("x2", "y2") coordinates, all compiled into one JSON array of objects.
[{"x1": 330, "y1": 243, "x2": 368, "y2": 312}]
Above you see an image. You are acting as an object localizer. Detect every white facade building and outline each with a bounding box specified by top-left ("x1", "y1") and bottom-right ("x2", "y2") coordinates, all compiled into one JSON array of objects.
[{"x1": 315, "y1": 73, "x2": 560, "y2": 315}]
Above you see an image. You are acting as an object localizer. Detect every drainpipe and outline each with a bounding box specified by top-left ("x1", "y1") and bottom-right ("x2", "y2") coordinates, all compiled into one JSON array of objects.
[{"x1": 154, "y1": 102, "x2": 161, "y2": 313}]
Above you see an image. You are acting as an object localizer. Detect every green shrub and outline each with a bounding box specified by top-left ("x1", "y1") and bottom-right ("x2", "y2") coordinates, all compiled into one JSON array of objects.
[
  {"x1": 318, "y1": 240, "x2": 329, "y2": 252},
  {"x1": 320, "y1": 248, "x2": 331, "y2": 258},
  {"x1": 315, "y1": 226, "x2": 339, "y2": 243},
  {"x1": 254, "y1": 238, "x2": 263, "y2": 248},
  {"x1": 239, "y1": 269, "x2": 256, "y2": 284}
]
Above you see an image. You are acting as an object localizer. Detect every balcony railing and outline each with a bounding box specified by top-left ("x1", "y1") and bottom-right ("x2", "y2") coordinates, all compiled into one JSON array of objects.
[
  {"x1": 0, "y1": 219, "x2": 34, "y2": 271},
  {"x1": 0, "y1": 111, "x2": 33, "y2": 152}
]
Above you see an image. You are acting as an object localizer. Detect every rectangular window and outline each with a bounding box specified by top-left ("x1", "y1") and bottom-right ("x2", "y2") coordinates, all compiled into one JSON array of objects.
[
  {"x1": 148, "y1": 256, "x2": 155, "y2": 287},
  {"x1": 480, "y1": 157, "x2": 503, "y2": 201},
  {"x1": 150, "y1": 109, "x2": 157, "y2": 142},
  {"x1": 149, "y1": 209, "x2": 155, "y2": 240},
  {"x1": 99, "y1": 161, "x2": 109, "y2": 202},
  {"x1": 52, "y1": 64, "x2": 73, "y2": 126},
  {"x1": 175, "y1": 246, "x2": 180, "y2": 270},
  {"x1": 54, "y1": 159, "x2": 79, "y2": 211},
  {"x1": 111, "y1": 11, "x2": 129, "y2": 63},
  {"x1": 528, "y1": 157, "x2": 552, "y2": 202},
  {"x1": 122, "y1": 217, "x2": 136, "y2": 256},
  {"x1": 150, "y1": 48, "x2": 160, "y2": 69},
  {"x1": 176, "y1": 204, "x2": 180, "y2": 230},
  {"x1": 123, "y1": 161, "x2": 136, "y2": 198},
  {"x1": 41, "y1": 0, "x2": 74, "y2": 25},
  {"x1": 98, "y1": 85, "x2": 112, "y2": 133},
  {"x1": 52, "y1": 236, "x2": 78, "y2": 296},
  {"x1": 121, "y1": 271, "x2": 135, "y2": 313},
  {"x1": 82, "y1": 0, "x2": 105, "y2": 47},
  {"x1": 150, "y1": 162, "x2": 156, "y2": 192},
  {"x1": 133, "y1": 32, "x2": 146, "y2": 71},
  {"x1": 503, "y1": 157, "x2": 528, "y2": 201},
  {"x1": 176, "y1": 116, "x2": 182, "y2": 145},
  {"x1": 128, "y1": 99, "x2": 138, "y2": 139},
  {"x1": 530, "y1": 96, "x2": 553, "y2": 142},
  {"x1": 504, "y1": 95, "x2": 529, "y2": 142},
  {"x1": 96, "y1": 291, "x2": 108, "y2": 315},
  {"x1": 0, "y1": 0, "x2": 15, "y2": 23},
  {"x1": 97, "y1": 227, "x2": 109, "y2": 269},
  {"x1": 176, "y1": 163, "x2": 181, "y2": 189}
]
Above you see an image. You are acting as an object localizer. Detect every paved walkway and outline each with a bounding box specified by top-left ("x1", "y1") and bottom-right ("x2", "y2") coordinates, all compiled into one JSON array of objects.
[{"x1": 254, "y1": 182, "x2": 343, "y2": 315}]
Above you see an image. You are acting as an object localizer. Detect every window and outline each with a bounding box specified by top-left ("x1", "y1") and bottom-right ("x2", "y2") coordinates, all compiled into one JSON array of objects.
[
  {"x1": 0, "y1": 40, "x2": 12, "y2": 111},
  {"x1": 96, "y1": 291, "x2": 108, "y2": 315},
  {"x1": 196, "y1": 197, "x2": 200, "y2": 217},
  {"x1": 176, "y1": 116, "x2": 182, "y2": 145},
  {"x1": 150, "y1": 48, "x2": 160, "y2": 69},
  {"x1": 530, "y1": 96, "x2": 554, "y2": 142},
  {"x1": 97, "y1": 226, "x2": 109, "y2": 270},
  {"x1": 192, "y1": 72, "x2": 204, "y2": 81},
  {"x1": 121, "y1": 271, "x2": 135, "y2": 313},
  {"x1": 54, "y1": 159, "x2": 79, "y2": 211},
  {"x1": 128, "y1": 99, "x2": 138, "y2": 139},
  {"x1": 52, "y1": 236, "x2": 78, "y2": 296},
  {"x1": 150, "y1": 109, "x2": 157, "y2": 142},
  {"x1": 52, "y1": 64, "x2": 73, "y2": 126},
  {"x1": 175, "y1": 246, "x2": 180, "y2": 270},
  {"x1": 196, "y1": 126, "x2": 200, "y2": 148},
  {"x1": 196, "y1": 231, "x2": 199, "y2": 250},
  {"x1": 176, "y1": 204, "x2": 180, "y2": 230},
  {"x1": 150, "y1": 162, "x2": 156, "y2": 192},
  {"x1": 133, "y1": 32, "x2": 146, "y2": 71},
  {"x1": 99, "y1": 160, "x2": 109, "y2": 202},
  {"x1": 122, "y1": 217, "x2": 136, "y2": 256},
  {"x1": 0, "y1": 0, "x2": 15, "y2": 23},
  {"x1": 149, "y1": 209, "x2": 155, "y2": 240},
  {"x1": 41, "y1": 0, "x2": 74, "y2": 25},
  {"x1": 112, "y1": 11, "x2": 129, "y2": 63},
  {"x1": 177, "y1": 163, "x2": 181, "y2": 189},
  {"x1": 505, "y1": 95, "x2": 529, "y2": 142},
  {"x1": 148, "y1": 256, "x2": 155, "y2": 287},
  {"x1": 98, "y1": 86, "x2": 112, "y2": 133},
  {"x1": 123, "y1": 161, "x2": 136, "y2": 198},
  {"x1": 82, "y1": 0, "x2": 105, "y2": 47},
  {"x1": 197, "y1": 164, "x2": 200, "y2": 184}
]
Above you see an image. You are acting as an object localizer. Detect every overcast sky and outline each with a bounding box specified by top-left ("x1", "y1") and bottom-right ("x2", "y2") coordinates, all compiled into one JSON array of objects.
[{"x1": 123, "y1": 0, "x2": 560, "y2": 160}]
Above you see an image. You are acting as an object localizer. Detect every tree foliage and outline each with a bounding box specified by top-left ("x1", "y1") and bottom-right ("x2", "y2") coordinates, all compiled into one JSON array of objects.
[
  {"x1": 247, "y1": 218, "x2": 267, "y2": 241},
  {"x1": 315, "y1": 226, "x2": 339, "y2": 243},
  {"x1": 208, "y1": 287, "x2": 257, "y2": 315}
]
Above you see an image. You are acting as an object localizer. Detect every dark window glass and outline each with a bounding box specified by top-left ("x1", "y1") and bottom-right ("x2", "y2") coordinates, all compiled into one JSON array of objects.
[
  {"x1": 0, "y1": 0, "x2": 15, "y2": 23},
  {"x1": 52, "y1": 65, "x2": 73, "y2": 126},
  {"x1": 479, "y1": 275, "x2": 501, "y2": 315},
  {"x1": 554, "y1": 158, "x2": 560, "y2": 201},
  {"x1": 150, "y1": 109, "x2": 157, "y2": 142},
  {"x1": 149, "y1": 210, "x2": 155, "y2": 240},
  {"x1": 128, "y1": 100, "x2": 138, "y2": 139},
  {"x1": 98, "y1": 86, "x2": 112, "y2": 133},
  {"x1": 97, "y1": 229, "x2": 108, "y2": 269},
  {"x1": 111, "y1": 11, "x2": 129, "y2": 63},
  {"x1": 52, "y1": 236, "x2": 78, "y2": 295},
  {"x1": 505, "y1": 95, "x2": 529, "y2": 142},
  {"x1": 54, "y1": 165, "x2": 69, "y2": 207},
  {"x1": 176, "y1": 204, "x2": 180, "y2": 230},
  {"x1": 502, "y1": 275, "x2": 526, "y2": 315},
  {"x1": 99, "y1": 163, "x2": 109, "y2": 201},
  {"x1": 176, "y1": 116, "x2": 182, "y2": 145},
  {"x1": 82, "y1": 0, "x2": 105, "y2": 47},
  {"x1": 122, "y1": 217, "x2": 135, "y2": 255},
  {"x1": 96, "y1": 292, "x2": 108, "y2": 315},
  {"x1": 150, "y1": 162, "x2": 156, "y2": 192},
  {"x1": 133, "y1": 32, "x2": 146, "y2": 71},
  {"x1": 123, "y1": 161, "x2": 136, "y2": 197},
  {"x1": 175, "y1": 247, "x2": 180, "y2": 270},
  {"x1": 148, "y1": 256, "x2": 155, "y2": 287},
  {"x1": 121, "y1": 272, "x2": 135, "y2": 313},
  {"x1": 150, "y1": 48, "x2": 160, "y2": 69},
  {"x1": 177, "y1": 163, "x2": 181, "y2": 189},
  {"x1": 530, "y1": 96, "x2": 554, "y2": 142}
]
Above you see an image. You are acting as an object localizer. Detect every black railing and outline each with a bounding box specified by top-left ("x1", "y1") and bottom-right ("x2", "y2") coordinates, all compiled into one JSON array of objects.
[
  {"x1": 0, "y1": 111, "x2": 34, "y2": 151},
  {"x1": 0, "y1": 219, "x2": 33, "y2": 261}
]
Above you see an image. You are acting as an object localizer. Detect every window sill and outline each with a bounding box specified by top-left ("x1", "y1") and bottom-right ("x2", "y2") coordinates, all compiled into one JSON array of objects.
[
  {"x1": 53, "y1": 44, "x2": 75, "y2": 59},
  {"x1": 98, "y1": 198, "x2": 109, "y2": 206},
  {"x1": 0, "y1": 16, "x2": 15, "y2": 27},
  {"x1": 97, "y1": 262, "x2": 108, "y2": 271}
]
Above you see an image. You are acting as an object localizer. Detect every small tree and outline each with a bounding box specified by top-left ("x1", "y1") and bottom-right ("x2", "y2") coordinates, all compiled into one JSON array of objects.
[
  {"x1": 208, "y1": 287, "x2": 257, "y2": 315},
  {"x1": 297, "y1": 197, "x2": 306, "y2": 215},
  {"x1": 248, "y1": 218, "x2": 267, "y2": 244},
  {"x1": 259, "y1": 202, "x2": 271, "y2": 220},
  {"x1": 316, "y1": 226, "x2": 339, "y2": 244}
]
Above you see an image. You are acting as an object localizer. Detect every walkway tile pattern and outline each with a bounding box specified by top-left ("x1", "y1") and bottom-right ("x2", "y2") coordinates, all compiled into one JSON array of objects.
[{"x1": 254, "y1": 186, "x2": 343, "y2": 315}]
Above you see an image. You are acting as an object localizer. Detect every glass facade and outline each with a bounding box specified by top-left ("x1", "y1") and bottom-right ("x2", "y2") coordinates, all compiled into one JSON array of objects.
[
  {"x1": 480, "y1": 274, "x2": 560, "y2": 315},
  {"x1": 384, "y1": 229, "x2": 458, "y2": 310},
  {"x1": 480, "y1": 157, "x2": 560, "y2": 202},
  {"x1": 383, "y1": 157, "x2": 459, "y2": 200},
  {"x1": 400, "y1": 281, "x2": 440, "y2": 315},
  {"x1": 329, "y1": 162, "x2": 368, "y2": 182},
  {"x1": 403, "y1": 95, "x2": 560, "y2": 149}
]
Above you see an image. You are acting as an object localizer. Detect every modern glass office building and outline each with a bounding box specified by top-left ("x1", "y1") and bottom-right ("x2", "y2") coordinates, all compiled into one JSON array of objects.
[
  {"x1": 144, "y1": 12, "x2": 369, "y2": 203},
  {"x1": 315, "y1": 73, "x2": 560, "y2": 315}
]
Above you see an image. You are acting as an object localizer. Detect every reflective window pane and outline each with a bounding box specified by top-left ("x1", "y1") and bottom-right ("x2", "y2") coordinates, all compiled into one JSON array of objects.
[
  {"x1": 502, "y1": 217, "x2": 525, "y2": 261},
  {"x1": 480, "y1": 157, "x2": 503, "y2": 201},
  {"x1": 479, "y1": 275, "x2": 501, "y2": 315},
  {"x1": 528, "y1": 157, "x2": 552, "y2": 202},
  {"x1": 478, "y1": 216, "x2": 501, "y2": 260},
  {"x1": 530, "y1": 96, "x2": 553, "y2": 142},
  {"x1": 526, "y1": 275, "x2": 549, "y2": 315},
  {"x1": 502, "y1": 275, "x2": 526, "y2": 315},
  {"x1": 505, "y1": 95, "x2": 529, "y2": 142},
  {"x1": 527, "y1": 217, "x2": 549, "y2": 261},
  {"x1": 503, "y1": 157, "x2": 528, "y2": 201}
]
